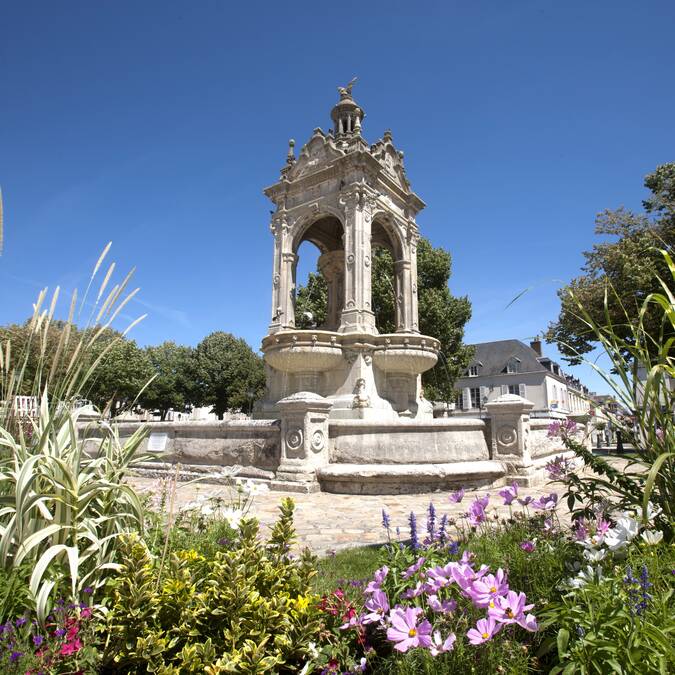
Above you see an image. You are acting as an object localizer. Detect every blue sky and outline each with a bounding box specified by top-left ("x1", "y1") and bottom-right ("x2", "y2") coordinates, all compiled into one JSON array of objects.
[{"x1": 2, "y1": 1, "x2": 674, "y2": 395}]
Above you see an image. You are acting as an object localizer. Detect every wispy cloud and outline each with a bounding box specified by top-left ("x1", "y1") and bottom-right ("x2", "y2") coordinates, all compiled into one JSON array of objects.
[{"x1": 131, "y1": 296, "x2": 190, "y2": 327}]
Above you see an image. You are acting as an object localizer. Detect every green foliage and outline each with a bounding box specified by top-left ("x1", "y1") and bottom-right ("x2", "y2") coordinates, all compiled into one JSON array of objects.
[
  {"x1": 192, "y1": 331, "x2": 266, "y2": 419},
  {"x1": 295, "y1": 237, "x2": 473, "y2": 400},
  {"x1": 315, "y1": 546, "x2": 382, "y2": 598},
  {"x1": 86, "y1": 330, "x2": 154, "y2": 414},
  {"x1": 0, "y1": 399, "x2": 148, "y2": 622},
  {"x1": 539, "y1": 543, "x2": 675, "y2": 674},
  {"x1": 141, "y1": 341, "x2": 195, "y2": 420},
  {"x1": 0, "y1": 246, "x2": 149, "y2": 621},
  {"x1": 548, "y1": 162, "x2": 675, "y2": 364},
  {"x1": 550, "y1": 248, "x2": 675, "y2": 538},
  {"x1": 103, "y1": 498, "x2": 324, "y2": 674}
]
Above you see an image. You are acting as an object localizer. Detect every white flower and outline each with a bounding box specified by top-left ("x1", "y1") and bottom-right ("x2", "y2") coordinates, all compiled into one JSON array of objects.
[
  {"x1": 200, "y1": 504, "x2": 214, "y2": 517},
  {"x1": 222, "y1": 507, "x2": 243, "y2": 530},
  {"x1": 645, "y1": 502, "x2": 662, "y2": 523},
  {"x1": 242, "y1": 479, "x2": 268, "y2": 496},
  {"x1": 568, "y1": 565, "x2": 602, "y2": 589},
  {"x1": 604, "y1": 515, "x2": 639, "y2": 551},
  {"x1": 641, "y1": 530, "x2": 664, "y2": 546},
  {"x1": 583, "y1": 548, "x2": 606, "y2": 563},
  {"x1": 307, "y1": 642, "x2": 319, "y2": 659}
]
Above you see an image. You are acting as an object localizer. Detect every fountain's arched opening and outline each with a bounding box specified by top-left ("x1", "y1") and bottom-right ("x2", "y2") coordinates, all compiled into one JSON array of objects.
[
  {"x1": 293, "y1": 215, "x2": 344, "y2": 332},
  {"x1": 371, "y1": 216, "x2": 404, "y2": 334}
]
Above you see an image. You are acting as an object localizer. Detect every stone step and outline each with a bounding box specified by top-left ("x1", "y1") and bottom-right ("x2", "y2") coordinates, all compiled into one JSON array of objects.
[{"x1": 317, "y1": 461, "x2": 507, "y2": 495}]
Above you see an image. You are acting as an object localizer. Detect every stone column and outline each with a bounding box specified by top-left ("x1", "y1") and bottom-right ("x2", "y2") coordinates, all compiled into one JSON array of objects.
[
  {"x1": 273, "y1": 392, "x2": 333, "y2": 492},
  {"x1": 409, "y1": 230, "x2": 420, "y2": 332},
  {"x1": 484, "y1": 393, "x2": 536, "y2": 486},
  {"x1": 268, "y1": 216, "x2": 296, "y2": 333},
  {"x1": 318, "y1": 249, "x2": 345, "y2": 331},
  {"x1": 339, "y1": 188, "x2": 376, "y2": 334},
  {"x1": 394, "y1": 259, "x2": 412, "y2": 332}
]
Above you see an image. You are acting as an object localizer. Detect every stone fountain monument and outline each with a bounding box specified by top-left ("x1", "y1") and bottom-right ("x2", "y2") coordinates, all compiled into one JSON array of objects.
[
  {"x1": 259, "y1": 80, "x2": 440, "y2": 422},
  {"x1": 253, "y1": 82, "x2": 512, "y2": 492}
]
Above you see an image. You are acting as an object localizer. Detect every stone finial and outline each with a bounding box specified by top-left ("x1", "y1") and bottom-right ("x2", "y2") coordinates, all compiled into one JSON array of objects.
[
  {"x1": 286, "y1": 139, "x2": 296, "y2": 164},
  {"x1": 337, "y1": 76, "x2": 357, "y2": 99}
]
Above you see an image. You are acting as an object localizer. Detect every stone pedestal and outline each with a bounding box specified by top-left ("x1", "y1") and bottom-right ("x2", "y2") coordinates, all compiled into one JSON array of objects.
[
  {"x1": 272, "y1": 392, "x2": 333, "y2": 492},
  {"x1": 485, "y1": 394, "x2": 536, "y2": 486}
]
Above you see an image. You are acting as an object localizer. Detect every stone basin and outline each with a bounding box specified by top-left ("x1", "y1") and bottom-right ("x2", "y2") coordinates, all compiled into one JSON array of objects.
[
  {"x1": 372, "y1": 346, "x2": 438, "y2": 375},
  {"x1": 263, "y1": 331, "x2": 344, "y2": 373}
]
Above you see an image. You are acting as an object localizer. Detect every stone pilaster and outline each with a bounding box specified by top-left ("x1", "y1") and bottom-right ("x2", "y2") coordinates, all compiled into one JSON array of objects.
[
  {"x1": 268, "y1": 215, "x2": 296, "y2": 333},
  {"x1": 484, "y1": 394, "x2": 536, "y2": 486},
  {"x1": 339, "y1": 188, "x2": 376, "y2": 334},
  {"x1": 318, "y1": 249, "x2": 345, "y2": 331},
  {"x1": 273, "y1": 392, "x2": 333, "y2": 491}
]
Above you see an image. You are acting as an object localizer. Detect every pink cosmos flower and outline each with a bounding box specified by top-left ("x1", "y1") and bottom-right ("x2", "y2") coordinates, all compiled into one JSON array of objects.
[
  {"x1": 531, "y1": 493, "x2": 558, "y2": 511},
  {"x1": 426, "y1": 563, "x2": 455, "y2": 590},
  {"x1": 596, "y1": 517, "x2": 611, "y2": 536},
  {"x1": 402, "y1": 582, "x2": 425, "y2": 599},
  {"x1": 402, "y1": 557, "x2": 426, "y2": 580},
  {"x1": 475, "y1": 494, "x2": 490, "y2": 509},
  {"x1": 386, "y1": 607, "x2": 433, "y2": 652},
  {"x1": 499, "y1": 483, "x2": 518, "y2": 505},
  {"x1": 520, "y1": 540, "x2": 536, "y2": 553},
  {"x1": 361, "y1": 589, "x2": 389, "y2": 625},
  {"x1": 429, "y1": 630, "x2": 456, "y2": 656},
  {"x1": 426, "y1": 594, "x2": 457, "y2": 614},
  {"x1": 467, "y1": 616, "x2": 501, "y2": 645},
  {"x1": 518, "y1": 496, "x2": 533, "y2": 507},
  {"x1": 468, "y1": 568, "x2": 509, "y2": 608},
  {"x1": 365, "y1": 565, "x2": 389, "y2": 594},
  {"x1": 488, "y1": 590, "x2": 535, "y2": 629},
  {"x1": 468, "y1": 501, "x2": 487, "y2": 527},
  {"x1": 449, "y1": 488, "x2": 465, "y2": 503}
]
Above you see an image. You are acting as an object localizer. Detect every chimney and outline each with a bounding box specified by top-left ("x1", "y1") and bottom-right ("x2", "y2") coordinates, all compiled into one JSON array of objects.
[{"x1": 530, "y1": 339, "x2": 542, "y2": 357}]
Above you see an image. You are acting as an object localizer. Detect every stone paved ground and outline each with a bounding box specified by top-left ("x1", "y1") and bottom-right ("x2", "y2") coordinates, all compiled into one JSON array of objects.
[{"x1": 130, "y1": 475, "x2": 575, "y2": 556}]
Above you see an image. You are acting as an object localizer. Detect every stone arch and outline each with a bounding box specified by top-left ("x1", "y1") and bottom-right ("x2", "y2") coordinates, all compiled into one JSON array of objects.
[
  {"x1": 292, "y1": 208, "x2": 345, "y2": 254},
  {"x1": 370, "y1": 210, "x2": 405, "y2": 260},
  {"x1": 370, "y1": 211, "x2": 408, "y2": 332},
  {"x1": 292, "y1": 212, "x2": 346, "y2": 331}
]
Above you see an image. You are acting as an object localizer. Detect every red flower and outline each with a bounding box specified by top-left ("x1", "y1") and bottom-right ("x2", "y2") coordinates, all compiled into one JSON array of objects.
[{"x1": 60, "y1": 638, "x2": 82, "y2": 656}]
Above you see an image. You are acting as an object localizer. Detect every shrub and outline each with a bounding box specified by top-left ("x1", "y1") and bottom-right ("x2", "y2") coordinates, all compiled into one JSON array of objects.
[{"x1": 102, "y1": 497, "x2": 324, "y2": 674}]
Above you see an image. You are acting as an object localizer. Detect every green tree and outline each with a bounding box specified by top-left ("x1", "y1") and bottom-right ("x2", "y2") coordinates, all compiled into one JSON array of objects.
[
  {"x1": 0, "y1": 319, "x2": 82, "y2": 395},
  {"x1": 140, "y1": 342, "x2": 194, "y2": 420},
  {"x1": 295, "y1": 237, "x2": 473, "y2": 400},
  {"x1": 547, "y1": 163, "x2": 675, "y2": 364},
  {"x1": 86, "y1": 332, "x2": 154, "y2": 415},
  {"x1": 192, "y1": 332, "x2": 266, "y2": 419}
]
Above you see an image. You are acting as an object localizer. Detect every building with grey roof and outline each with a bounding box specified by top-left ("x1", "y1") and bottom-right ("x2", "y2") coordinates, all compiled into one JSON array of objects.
[{"x1": 455, "y1": 338, "x2": 591, "y2": 416}]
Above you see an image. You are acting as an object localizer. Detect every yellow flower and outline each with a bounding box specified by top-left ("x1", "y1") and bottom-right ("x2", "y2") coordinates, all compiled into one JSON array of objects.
[{"x1": 294, "y1": 595, "x2": 311, "y2": 612}]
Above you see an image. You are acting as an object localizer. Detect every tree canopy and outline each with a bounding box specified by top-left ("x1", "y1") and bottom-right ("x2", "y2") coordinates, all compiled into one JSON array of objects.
[
  {"x1": 547, "y1": 163, "x2": 675, "y2": 364},
  {"x1": 191, "y1": 331, "x2": 266, "y2": 419},
  {"x1": 295, "y1": 236, "x2": 473, "y2": 400},
  {"x1": 141, "y1": 341, "x2": 194, "y2": 420}
]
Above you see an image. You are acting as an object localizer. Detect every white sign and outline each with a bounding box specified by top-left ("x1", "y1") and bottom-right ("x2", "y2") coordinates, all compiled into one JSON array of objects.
[{"x1": 147, "y1": 433, "x2": 168, "y2": 452}]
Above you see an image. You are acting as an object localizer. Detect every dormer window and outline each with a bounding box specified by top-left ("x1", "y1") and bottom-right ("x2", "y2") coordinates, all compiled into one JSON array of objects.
[
  {"x1": 468, "y1": 365, "x2": 479, "y2": 377},
  {"x1": 506, "y1": 357, "x2": 521, "y2": 374}
]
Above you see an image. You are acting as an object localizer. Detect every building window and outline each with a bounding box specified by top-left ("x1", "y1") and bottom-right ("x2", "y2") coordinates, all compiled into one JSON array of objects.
[
  {"x1": 470, "y1": 387, "x2": 481, "y2": 409},
  {"x1": 508, "y1": 384, "x2": 519, "y2": 395},
  {"x1": 468, "y1": 365, "x2": 478, "y2": 377},
  {"x1": 506, "y1": 358, "x2": 520, "y2": 374}
]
